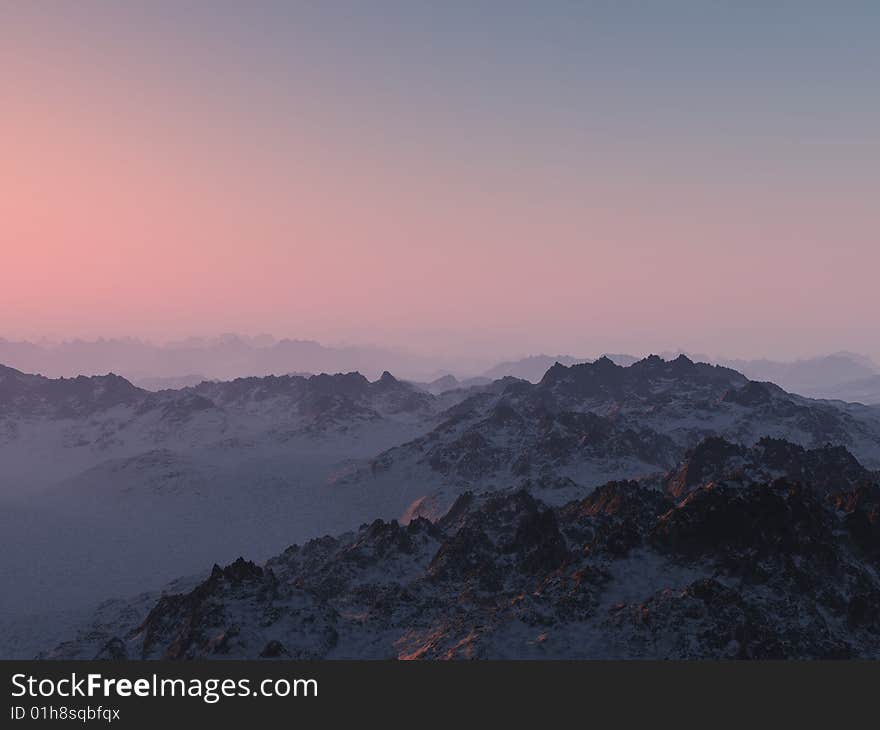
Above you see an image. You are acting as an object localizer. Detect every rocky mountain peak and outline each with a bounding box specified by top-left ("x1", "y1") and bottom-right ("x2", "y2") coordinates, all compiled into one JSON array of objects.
[{"x1": 378, "y1": 370, "x2": 398, "y2": 385}]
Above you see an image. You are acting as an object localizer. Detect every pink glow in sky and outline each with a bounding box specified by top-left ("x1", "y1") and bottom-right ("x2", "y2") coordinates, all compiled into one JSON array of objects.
[{"x1": 2, "y1": 4, "x2": 879, "y2": 361}]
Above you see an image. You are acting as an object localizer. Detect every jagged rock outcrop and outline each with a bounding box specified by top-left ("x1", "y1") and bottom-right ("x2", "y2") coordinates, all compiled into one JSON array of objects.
[
  {"x1": 45, "y1": 443, "x2": 880, "y2": 660},
  {"x1": 128, "y1": 558, "x2": 338, "y2": 660},
  {"x1": 665, "y1": 435, "x2": 878, "y2": 498},
  {"x1": 364, "y1": 356, "x2": 880, "y2": 499}
]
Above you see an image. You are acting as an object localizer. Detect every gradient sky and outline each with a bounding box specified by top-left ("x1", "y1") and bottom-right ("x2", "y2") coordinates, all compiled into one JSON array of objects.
[{"x1": 3, "y1": 1, "x2": 879, "y2": 361}]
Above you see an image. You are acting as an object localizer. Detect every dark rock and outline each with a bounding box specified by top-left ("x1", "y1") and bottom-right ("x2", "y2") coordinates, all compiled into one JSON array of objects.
[
  {"x1": 259, "y1": 640, "x2": 289, "y2": 658},
  {"x1": 94, "y1": 637, "x2": 127, "y2": 660}
]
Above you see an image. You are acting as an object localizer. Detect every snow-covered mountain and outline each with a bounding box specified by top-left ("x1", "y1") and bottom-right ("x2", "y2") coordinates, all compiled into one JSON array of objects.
[
  {"x1": 40, "y1": 436, "x2": 880, "y2": 659},
  {"x1": 0, "y1": 365, "x2": 465, "y2": 632},
  {"x1": 355, "y1": 356, "x2": 880, "y2": 520},
  {"x1": 5, "y1": 354, "x2": 880, "y2": 659},
  {"x1": 0, "y1": 364, "x2": 446, "y2": 495}
]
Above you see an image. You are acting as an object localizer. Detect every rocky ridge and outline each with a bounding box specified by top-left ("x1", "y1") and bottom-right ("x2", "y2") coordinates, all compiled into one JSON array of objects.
[{"x1": 44, "y1": 437, "x2": 880, "y2": 660}]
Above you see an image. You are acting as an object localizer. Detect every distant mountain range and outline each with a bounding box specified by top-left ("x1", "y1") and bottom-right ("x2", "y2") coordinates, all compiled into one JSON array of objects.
[
  {"x1": 710, "y1": 353, "x2": 880, "y2": 403},
  {"x1": 424, "y1": 351, "x2": 880, "y2": 404},
  {"x1": 3, "y1": 336, "x2": 879, "y2": 403},
  {"x1": 3, "y1": 352, "x2": 880, "y2": 659},
  {"x1": 0, "y1": 336, "x2": 630, "y2": 388},
  {"x1": 0, "y1": 335, "x2": 472, "y2": 384}
]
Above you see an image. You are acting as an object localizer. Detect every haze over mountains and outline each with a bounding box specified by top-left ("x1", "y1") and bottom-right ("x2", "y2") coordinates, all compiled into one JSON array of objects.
[
  {"x1": 679, "y1": 352, "x2": 880, "y2": 405},
  {"x1": 2, "y1": 351, "x2": 880, "y2": 659},
  {"x1": 0, "y1": 335, "x2": 462, "y2": 384},
  {"x1": 2, "y1": 336, "x2": 879, "y2": 404},
  {"x1": 7, "y1": 0, "x2": 880, "y2": 666}
]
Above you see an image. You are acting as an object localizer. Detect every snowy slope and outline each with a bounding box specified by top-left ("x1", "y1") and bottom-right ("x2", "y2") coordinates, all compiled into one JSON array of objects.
[
  {"x1": 349, "y1": 356, "x2": 880, "y2": 520},
  {"x1": 5, "y1": 356, "x2": 880, "y2": 659},
  {"x1": 0, "y1": 367, "x2": 466, "y2": 632},
  {"x1": 38, "y1": 442, "x2": 880, "y2": 659}
]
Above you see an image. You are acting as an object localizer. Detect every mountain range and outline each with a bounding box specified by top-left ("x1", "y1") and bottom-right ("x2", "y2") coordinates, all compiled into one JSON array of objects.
[
  {"x1": 42, "y1": 435, "x2": 880, "y2": 660},
  {"x1": 362, "y1": 356, "x2": 880, "y2": 519},
  {"x1": 3, "y1": 354, "x2": 880, "y2": 658},
  {"x1": 4, "y1": 336, "x2": 878, "y2": 403},
  {"x1": 0, "y1": 335, "x2": 476, "y2": 384},
  {"x1": 700, "y1": 352, "x2": 880, "y2": 404}
]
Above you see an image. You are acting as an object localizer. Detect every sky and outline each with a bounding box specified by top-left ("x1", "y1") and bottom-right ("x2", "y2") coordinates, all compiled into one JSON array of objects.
[{"x1": 2, "y1": 1, "x2": 879, "y2": 362}]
